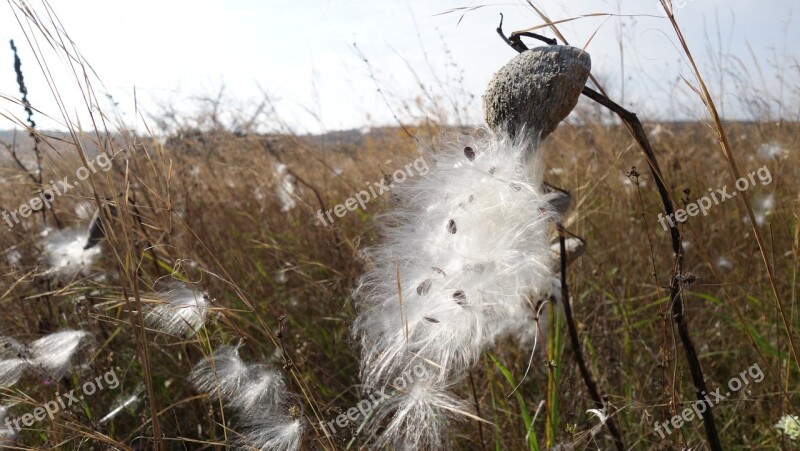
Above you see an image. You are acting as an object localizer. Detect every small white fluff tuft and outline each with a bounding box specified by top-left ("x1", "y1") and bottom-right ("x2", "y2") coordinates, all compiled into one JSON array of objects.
[
  {"x1": 29, "y1": 330, "x2": 90, "y2": 380},
  {"x1": 145, "y1": 283, "x2": 210, "y2": 336},
  {"x1": 239, "y1": 415, "x2": 304, "y2": 451},
  {"x1": 274, "y1": 163, "x2": 297, "y2": 212},
  {"x1": 353, "y1": 131, "x2": 559, "y2": 446},
  {"x1": 39, "y1": 228, "x2": 102, "y2": 281},
  {"x1": 0, "y1": 359, "x2": 26, "y2": 388},
  {"x1": 0, "y1": 332, "x2": 90, "y2": 386},
  {"x1": 190, "y1": 346, "x2": 305, "y2": 451},
  {"x1": 0, "y1": 405, "x2": 17, "y2": 444},
  {"x1": 0, "y1": 336, "x2": 27, "y2": 359},
  {"x1": 367, "y1": 376, "x2": 469, "y2": 450},
  {"x1": 3, "y1": 248, "x2": 21, "y2": 267},
  {"x1": 189, "y1": 345, "x2": 250, "y2": 400},
  {"x1": 230, "y1": 365, "x2": 285, "y2": 414}
]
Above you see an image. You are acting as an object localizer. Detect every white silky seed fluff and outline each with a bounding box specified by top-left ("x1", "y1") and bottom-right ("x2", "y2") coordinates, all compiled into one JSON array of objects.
[
  {"x1": 29, "y1": 330, "x2": 90, "y2": 380},
  {"x1": 189, "y1": 345, "x2": 304, "y2": 451},
  {"x1": 145, "y1": 283, "x2": 210, "y2": 336},
  {"x1": 353, "y1": 132, "x2": 559, "y2": 448}
]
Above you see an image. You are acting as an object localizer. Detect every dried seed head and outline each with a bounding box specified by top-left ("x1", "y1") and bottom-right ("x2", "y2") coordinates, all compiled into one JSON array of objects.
[{"x1": 483, "y1": 45, "x2": 591, "y2": 142}]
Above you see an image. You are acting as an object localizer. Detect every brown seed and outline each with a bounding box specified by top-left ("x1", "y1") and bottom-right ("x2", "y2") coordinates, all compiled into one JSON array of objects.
[
  {"x1": 468, "y1": 194, "x2": 474, "y2": 202},
  {"x1": 453, "y1": 290, "x2": 467, "y2": 306},
  {"x1": 417, "y1": 279, "x2": 432, "y2": 296},
  {"x1": 464, "y1": 146, "x2": 476, "y2": 161},
  {"x1": 489, "y1": 167, "x2": 495, "y2": 175},
  {"x1": 447, "y1": 219, "x2": 457, "y2": 234},
  {"x1": 432, "y1": 267, "x2": 447, "y2": 277},
  {"x1": 423, "y1": 317, "x2": 440, "y2": 323}
]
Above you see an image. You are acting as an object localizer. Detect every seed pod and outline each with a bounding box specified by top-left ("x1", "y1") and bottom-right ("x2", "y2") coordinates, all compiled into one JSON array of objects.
[
  {"x1": 550, "y1": 237, "x2": 587, "y2": 270},
  {"x1": 483, "y1": 45, "x2": 591, "y2": 142},
  {"x1": 543, "y1": 183, "x2": 573, "y2": 214}
]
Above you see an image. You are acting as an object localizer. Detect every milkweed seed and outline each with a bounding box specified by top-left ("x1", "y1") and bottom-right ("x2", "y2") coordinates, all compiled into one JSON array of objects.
[
  {"x1": 417, "y1": 279, "x2": 432, "y2": 296},
  {"x1": 464, "y1": 146, "x2": 476, "y2": 161},
  {"x1": 447, "y1": 219, "x2": 457, "y2": 234}
]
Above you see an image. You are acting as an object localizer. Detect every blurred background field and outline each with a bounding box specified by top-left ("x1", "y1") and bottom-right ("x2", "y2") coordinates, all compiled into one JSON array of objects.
[{"x1": 0, "y1": 1, "x2": 798, "y2": 450}]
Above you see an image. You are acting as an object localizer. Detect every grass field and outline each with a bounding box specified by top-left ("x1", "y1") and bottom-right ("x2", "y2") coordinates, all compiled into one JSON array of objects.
[{"x1": 0, "y1": 1, "x2": 798, "y2": 450}]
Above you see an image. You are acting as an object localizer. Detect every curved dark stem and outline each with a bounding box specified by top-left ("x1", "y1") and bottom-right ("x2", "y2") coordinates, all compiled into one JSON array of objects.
[
  {"x1": 276, "y1": 315, "x2": 295, "y2": 371},
  {"x1": 467, "y1": 370, "x2": 486, "y2": 451},
  {"x1": 496, "y1": 15, "x2": 557, "y2": 52},
  {"x1": 498, "y1": 22, "x2": 722, "y2": 449},
  {"x1": 513, "y1": 31, "x2": 557, "y2": 46},
  {"x1": 558, "y1": 224, "x2": 625, "y2": 451},
  {"x1": 578, "y1": 87, "x2": 721, "y2": 451}
]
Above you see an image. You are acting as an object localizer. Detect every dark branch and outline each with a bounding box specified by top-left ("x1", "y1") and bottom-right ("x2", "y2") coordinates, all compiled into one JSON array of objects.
[
  {"x1": 495, "y1": 24, "x2": 723, "y2": 450},
  {"x1": 558, "y1": 224, "x2": 625, "y2": 451},
  {"x1": 496, "y1": 15, "x2": 557, "y2": 53},
  {"x1": 512, "y1": 31, "x2": 557, "y2": 46}
]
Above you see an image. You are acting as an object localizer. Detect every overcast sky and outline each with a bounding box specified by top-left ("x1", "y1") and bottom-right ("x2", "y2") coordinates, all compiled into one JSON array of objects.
[{"x1": 0, "y1": 1, "x2": 797, "y2": 134}]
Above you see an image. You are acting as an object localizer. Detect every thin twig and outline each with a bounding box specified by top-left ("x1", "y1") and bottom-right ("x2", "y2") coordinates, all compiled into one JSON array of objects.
[
  {"x1": 579, "y1": 86, "x2": 721, "y2": 451},
  {"x1": 352, "y1": 42, "x2": 418, "y2": 143},
  {"x1": 558, "y1": 224, "x2": 625, "y2": 451},
  {"x1": 467, "y1": 370, "x2": 486, "y2": 451}
]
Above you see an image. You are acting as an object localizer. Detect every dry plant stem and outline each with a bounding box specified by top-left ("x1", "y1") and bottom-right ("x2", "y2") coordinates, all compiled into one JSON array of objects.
[
  {"x1": 467, "y1": 370, "x2": 487, "y2": 451},
  {"x1": 497, "y1": 23, "x2": 721, "y2": 450},
  {"x1": 579, "y1": 84, "x2": 722, "y2": 451},
  {"x1": 658, "y1": 0, "x2": 799, "y2": 373},
  {"x1": 558, "y1": 225, "x2": 624, "y2": 451},
  {"x1": 117, "y1": 206, "x2": 164, "y2": 450},
  {"x1": 261, "y1": 140, "x2": 346, "y2": 261},
  {"x1": 127, "y1": 193, "x2": 164, "y2": 276},
  {"x1": 353, "y1": 43, "x2": 418, "y2": 143}
]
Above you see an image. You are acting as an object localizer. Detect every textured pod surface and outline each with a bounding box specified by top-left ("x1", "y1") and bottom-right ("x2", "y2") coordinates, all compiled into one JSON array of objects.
[{"x1": 483, "y1": 45, "x2": 591, "y2": 141}]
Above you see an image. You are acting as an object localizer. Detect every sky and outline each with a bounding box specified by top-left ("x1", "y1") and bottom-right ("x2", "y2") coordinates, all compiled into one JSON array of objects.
[{"x1": 0, "y1": 0, "x2": 797, "y2": 134}]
